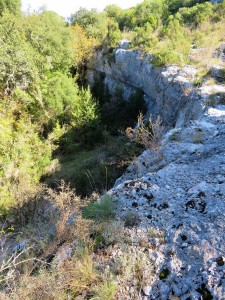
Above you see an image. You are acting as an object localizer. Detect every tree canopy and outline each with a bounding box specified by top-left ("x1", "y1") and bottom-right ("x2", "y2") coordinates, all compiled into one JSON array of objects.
[
  {"x1": 0, "y1": 6, "x2": 99, "y2": 215},
  {"x1": 0, "y1": 0, "x2": 21, "y2": 16}
]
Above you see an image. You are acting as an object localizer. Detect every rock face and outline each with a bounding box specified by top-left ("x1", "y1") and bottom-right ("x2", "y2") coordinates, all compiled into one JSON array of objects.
[
  {"x1": 211, "y1": 65, "x2": 225, "y2": 81},
  {"x1": 107, "y1": 104, "x2": 225, "y2": 299},
  {"x1": 88, "y1": 49, "x2": 204, "y2": 127},
  {"x1": 88, "y1": 46, "x2": 225, "y2": 298},
  {"x1": 213, "y1": 43, "x2": 225, "y2": 62}
]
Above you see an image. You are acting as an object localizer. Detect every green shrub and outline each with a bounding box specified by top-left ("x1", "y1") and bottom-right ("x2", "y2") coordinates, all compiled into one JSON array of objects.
[
  {"x1": 179, "y1": 2, "x2": 213, "y2": 27},
  {"x1": 0, "y1": 184, "x2": 14, "y2": 218},
  {"x1": 0, "y1": 112, "x2": 52, "y2": 218},
  {"x1": 91, "y1": 281, "x2": 117, "y2": 300},
  {"x1": 131, "y1": 23, "x2": 154, "y2": 50},
  {"x1": 152, "y1": 49, "x2": 183, "y2": 67},
  {"x1": 40, "y1": 72, "x2": 79, "y2": 124},
  {"x1": 82, "y1": 195, "x2": 116, "y2": 221},
  {"x1": 106, "y1": 19, "x2": 121, "y2": 48},
  {"x1": 159, "y1": 268, "x2": 170, "y2": 280},
  {"x1": 91, "y1": 220, "x2": 124, "y2": 250},
  {"x1": 193, "y1": 77, "x2": 203, "y2": 87}
]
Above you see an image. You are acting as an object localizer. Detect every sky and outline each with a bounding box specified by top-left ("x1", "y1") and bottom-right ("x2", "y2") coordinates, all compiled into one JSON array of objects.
[{"x1": 21, "y1": 0, "x2": 143, "y2": 18}]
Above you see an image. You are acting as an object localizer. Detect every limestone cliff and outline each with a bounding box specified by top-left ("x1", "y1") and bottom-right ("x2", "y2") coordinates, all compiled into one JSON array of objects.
[
  {"x1": 89, "y1": 48, "x2": 225, "y2": 299},
  {"x1": 88, "y1": 48, "x2": 206, "y2": 127}
]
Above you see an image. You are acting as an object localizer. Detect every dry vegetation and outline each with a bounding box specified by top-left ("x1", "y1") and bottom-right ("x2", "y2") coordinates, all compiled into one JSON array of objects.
[
  {"x1": 0, "y1": 182, "x2": 159, "y2": 299},
  {"x1": 126, "y1": 113, "x2": 164, "y2": 153}
]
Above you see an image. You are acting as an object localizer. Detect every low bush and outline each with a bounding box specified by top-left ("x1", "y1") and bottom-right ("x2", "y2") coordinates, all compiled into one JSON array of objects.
[
  {"x1": 91, "y1": 281, "x2": 117, "y2": 300},
  {"x1": 193, "y1": 77, "x2": 203, "y2": 87},
  {"x1": 82, "y1": 195, "x2": 116, "y2": 221},
  {"x1": 90, "y1": 220, "x2": 125, "y2": 250},
  {"x1": 65, "y1": 254, "x2": 99, "y2": 297}
]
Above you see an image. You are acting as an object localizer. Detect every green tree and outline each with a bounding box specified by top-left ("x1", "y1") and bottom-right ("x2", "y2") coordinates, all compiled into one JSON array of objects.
[
  {"x1": 71, "y1": 24, "x2": 97, "y2": 83},
  {"x1": 213, "y1": 0, "x2": 225, "y2": 19},
  {"x1": 132, "y1": 0, "x2": 168, "y2": 29},
  {"x1": 40, "y1": 72, "x2": 79, "y2": 125},
  {"x1": 121, "y1": 8, "x2": 136, "y2": 30},
  {"x1": 0, "y1": 0, "x2": 21, "y2": 16},
  {"x1": 71, "y1": 8, "x2": 108, "y2": 43},
  {"x1": 40, "y1": 72, "x2": 99, "y2": 129},
  {"x1": 104, "y1": 4, "x2": 123, "y2": 20},
  {"x1": 25, "y1": 11, "x2": 73, "y2": 73},
  {"x1": 0, "y1": 12, "x2": 38, "y2": 96},
  {"x1": 179, "y1": 2, "x2": 213, "y2": 26},
  {"x1": 131, "y1": 23, "x2": 154, "y2": 50},
  {"x1": 166, "y1": 0, "x2": 209, "y2": 14},
  {"x1": 153, "y1": 17, "x2": 191, "y2": 66},
  {"x1": 0, "y1": 103, "x2": 51, "y2": 216},
  {"x1": 104, "y1": 4, "x2": 124, "y2": 30},
  {"x1": 106, "y1": 18, "x2": 121, "y2": 48},
  {"x1": 72, "y1": 88, "x2": 99, "y2": 128}
]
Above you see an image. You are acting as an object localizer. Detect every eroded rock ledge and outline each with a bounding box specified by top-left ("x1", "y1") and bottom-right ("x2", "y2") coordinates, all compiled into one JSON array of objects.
[{"x1": 88, "y1": 49, "x2": 205, "y2": 127}]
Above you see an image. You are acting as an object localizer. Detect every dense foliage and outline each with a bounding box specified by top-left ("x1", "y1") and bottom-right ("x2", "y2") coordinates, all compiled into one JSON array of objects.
[
  {"x1": 0, "y1": 4, "x2": 99, "y2": 216},
  {"x1": 70, "y1": 8, "x2": 121, "y2": 49},
  {"x1": 95, "y1": 0, "x2": 225, "y2": 66},
  {"x1": 68, "y1": 1, "x2": 225, "y2": 67}
]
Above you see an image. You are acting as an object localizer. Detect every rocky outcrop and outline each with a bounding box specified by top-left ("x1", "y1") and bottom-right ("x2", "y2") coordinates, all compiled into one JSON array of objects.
[
  {"x1": 211, "y1": 65, "x2": 225, "y2": 82},
  {"x1": 212, "y1": 43, "x2": 225, "y2": 62},
  {"x1": 107, "y1": 103, "x2": 225, "y2": 299},
  {"x1": 88, "y1": 46, "x2": 225, "y2": 299},
  {"x1": 88, "y1": 49, "x2": 204, "y2": 127}
]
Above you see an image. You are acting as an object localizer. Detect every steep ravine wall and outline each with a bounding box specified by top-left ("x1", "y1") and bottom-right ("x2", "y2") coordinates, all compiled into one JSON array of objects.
[
  {"x1": 87, "y1": 48, "x2": 203, "y2": 127},
  {"x1": 86, "y1": 47, "x2": 225, "y2": 299},
  {"x1": 96, "y1": 49, "x2": 225, "y2": 299}
]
